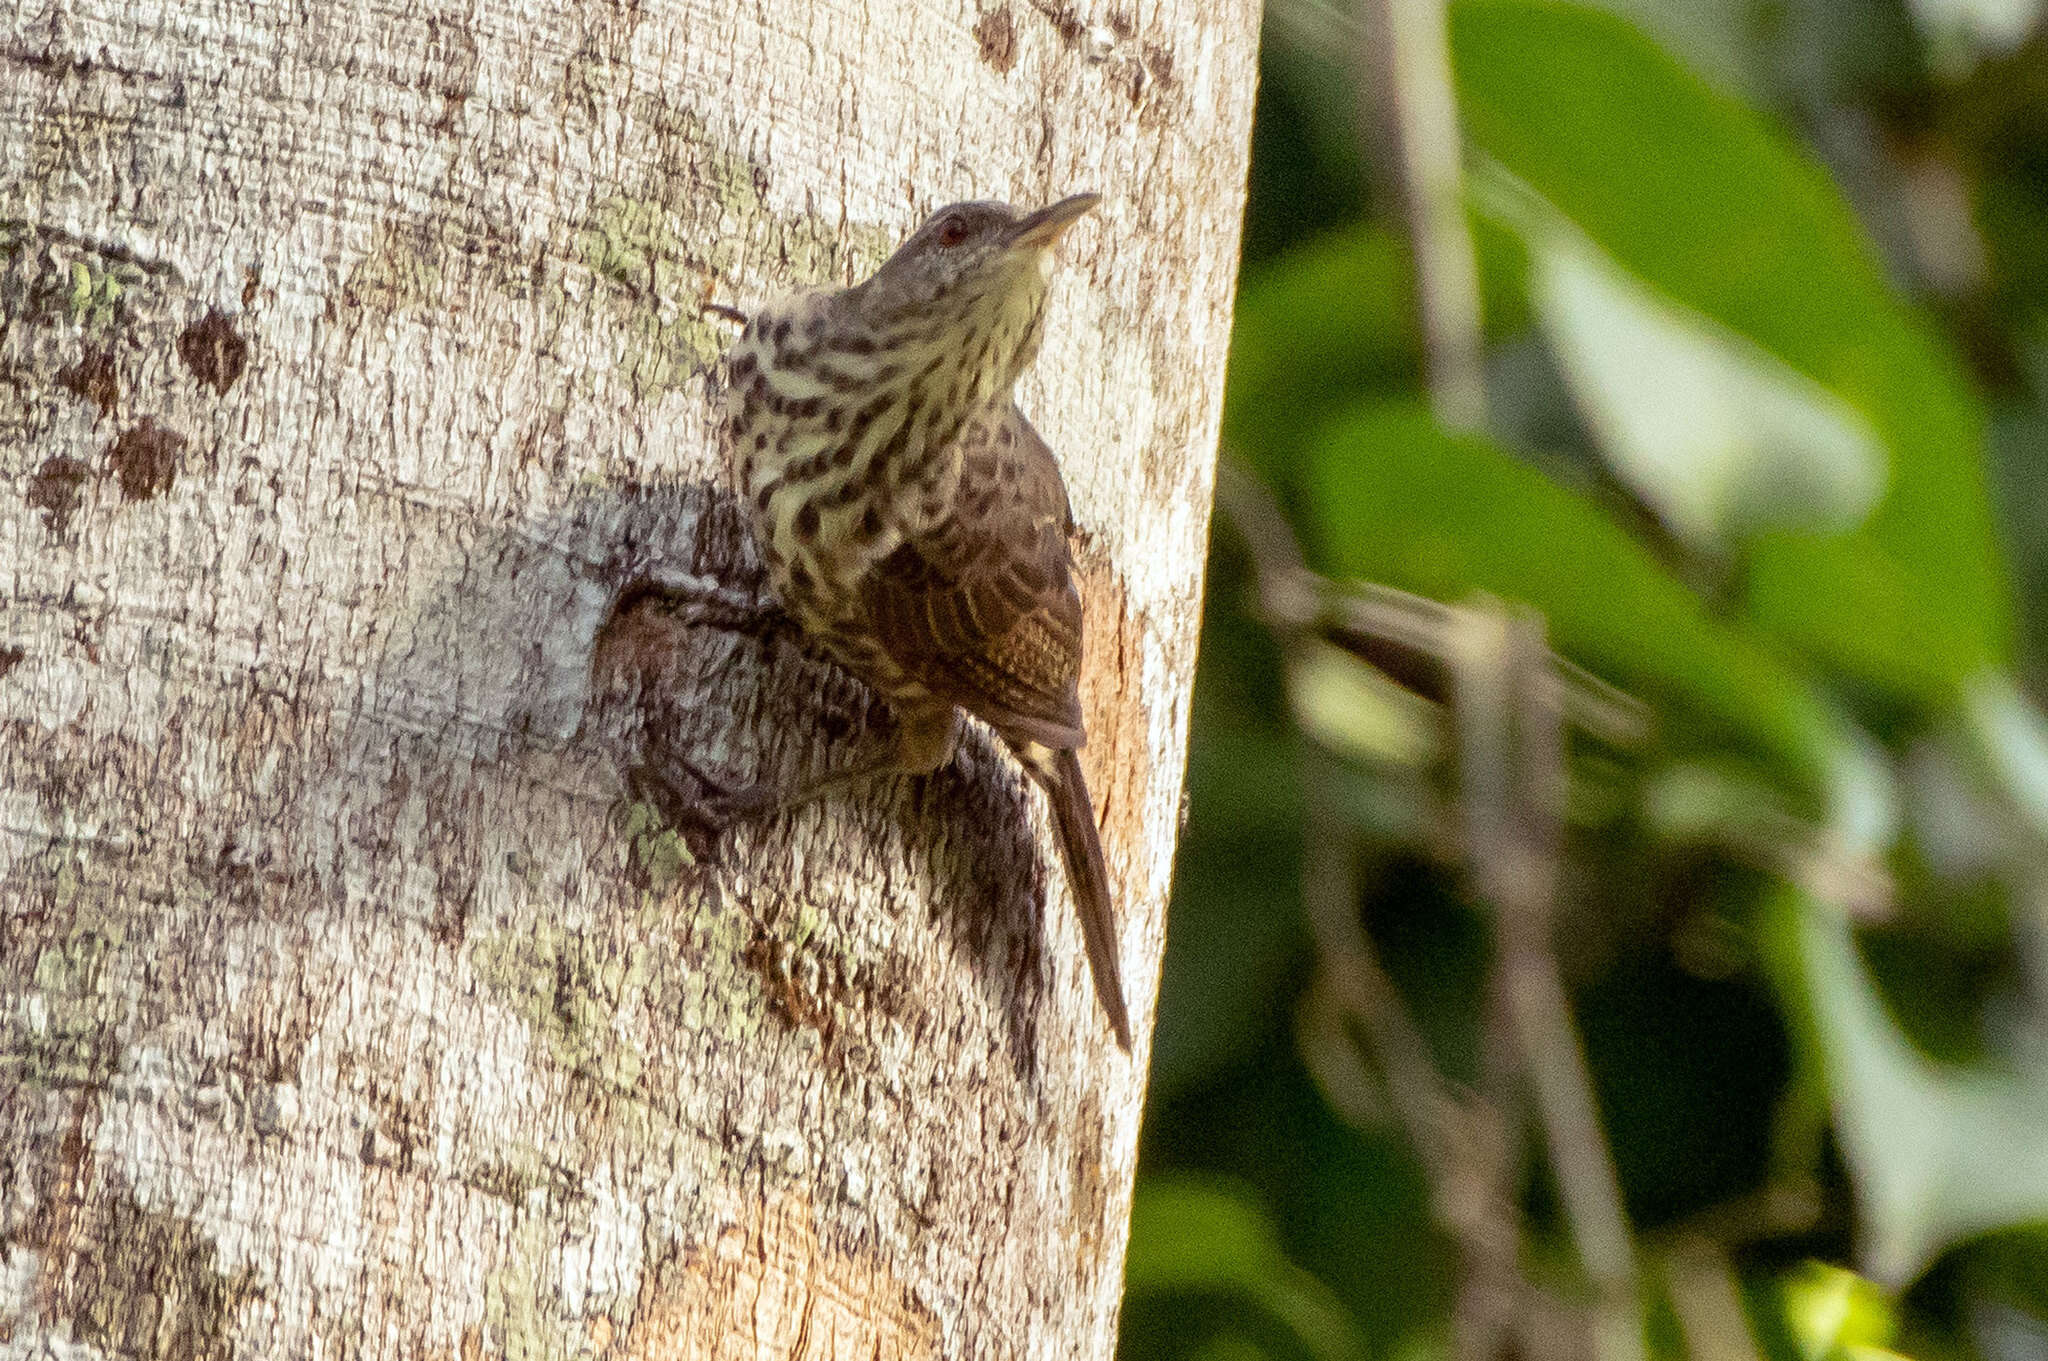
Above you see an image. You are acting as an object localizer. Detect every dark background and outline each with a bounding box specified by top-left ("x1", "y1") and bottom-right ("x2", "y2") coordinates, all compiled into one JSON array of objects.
[{"x1": 1123, "y1": 1, "x2": 2048, "y2": 1357}]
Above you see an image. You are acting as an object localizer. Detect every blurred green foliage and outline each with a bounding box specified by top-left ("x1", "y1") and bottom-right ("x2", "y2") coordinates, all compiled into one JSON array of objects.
[{"x1": 1127, "y1": 0, "x2": 2048, "y2": 1357}]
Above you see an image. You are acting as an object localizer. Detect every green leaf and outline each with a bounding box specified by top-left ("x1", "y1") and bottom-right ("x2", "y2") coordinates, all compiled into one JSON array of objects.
[
  {"x1": 1127, "y1": 1176, "x2": 1373, "y2": 1361},
  {"x1": 1303, "y1": 402, "x2": 1853, "y2": 801},
  {"x1": 1224, "y1": 226, "x2": 1422, "y2": 476},
  {"x1": 1779, "y1": 1262, "x2": 1904, "y2": 1359},
  {"x1": 1223, "y1": 220, "x2": 1530, "y2": 479},
  {"x1": 1476, "y1": 169, "x2": 1885, "y2": 551},
  {"x1": 1451, "y1": 0, "x2": 2013, "y2": 699},
  {"x1": 1766, "y1": 889, "x2": 2048, "y2": 1284}
]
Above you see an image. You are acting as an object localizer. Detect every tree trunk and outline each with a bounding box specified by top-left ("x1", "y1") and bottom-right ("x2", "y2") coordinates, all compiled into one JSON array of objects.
[{"x1": 0, "y1": 0, "x2": 1254, "y2": 1355}]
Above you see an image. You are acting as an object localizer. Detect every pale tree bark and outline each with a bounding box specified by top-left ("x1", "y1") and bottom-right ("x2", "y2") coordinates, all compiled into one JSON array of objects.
[{"x1": 0, "y1": 0, "x2": 1254, "y2": 1357}]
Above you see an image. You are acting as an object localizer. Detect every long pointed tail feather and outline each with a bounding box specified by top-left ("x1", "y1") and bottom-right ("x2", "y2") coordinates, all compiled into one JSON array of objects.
[{"x1": 1033, "y1": 746, "x2": 1132, "y2": 1051}]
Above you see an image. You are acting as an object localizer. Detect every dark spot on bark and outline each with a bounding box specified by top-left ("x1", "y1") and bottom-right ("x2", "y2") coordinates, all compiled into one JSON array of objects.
[
  {"x1": 1143, "y1": 40, "x2": 1174, "y2": 85},
  {"x1": 26, "y1": 457, "x2": 91, "y2": 535},
  {"x1": 1108, "y1": 9, "x2": 1134, "y2": 37},
  {"x1": 53, "y1": 1190, "x2": 258, "y2": 1361},
  {"x1": 974, "y1": 7, "x2": 1018, "y2": 72},
  {"x1": 0, "y1": 645, "x2": 23, "y2": 679},
  {"x1": 177, "y1": 308, "x2": 249, "y2": 394},
  {"x1": 105, "y1": 418, "x2": 186, "y2": 502},
  {"x1": 794, "y1": 501, "x2": 820, "y2": 542},
  {"x1": 57, "y1": 348, "x2": 120, "y2": 419},
  {"x1": 242, "y1": 266, "x2": 261, "y2": 308}
]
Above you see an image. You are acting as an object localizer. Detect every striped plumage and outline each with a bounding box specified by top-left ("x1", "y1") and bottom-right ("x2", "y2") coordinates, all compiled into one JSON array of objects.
[{"x1": 720, "y1": 194, "x2": 1131, "y2": 1050}]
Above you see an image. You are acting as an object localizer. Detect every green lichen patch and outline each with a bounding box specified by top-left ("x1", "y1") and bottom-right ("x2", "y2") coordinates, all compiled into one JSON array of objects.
[
  {"x1": 8, "y1": 1011, "x2": 125, "y2": 1092},
  {"x1": 573, "y1": 194, "x2": 725, "y2": 396},
  {"x1": 483, "y1": 1209, "x2": 571, "y2": 1361},
  {"x1": 454, "y1": 1139, "x2": 581, "y2": 1208},
  {"x1": 62, "y1": 256, "x2": 145, "y2": 331},
  {"x1": 342, "y1": 220, "x2": 447, "y2": 315},
  {"x1": 616, "y1": 798, "x2": 692, "y2": 890},
  {"x1": 338, "y1": 191, "x2": 553, "y2": 326},
  {"x1": 567, "y1": 101, "x2": 897, "y2": 398},
  {"x1": 57, "y1": 1190, "x2": 259, "y2": 1361},
  {"x1": 0, "y1": 222, "x2": 176, "y2": 338},
  {"x1": 8, "y1": 864, "x2": 134, "y2": 1091},
  {"x1": 469, "y1": 924, "x2": 652, "y2": 1087},
  {"x1": 27, "y1": 102, "x2": 140, "y2": 197}
]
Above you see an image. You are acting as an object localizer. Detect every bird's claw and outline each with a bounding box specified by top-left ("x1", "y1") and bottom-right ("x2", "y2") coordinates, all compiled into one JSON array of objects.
[{"x1": 626, "y1": 755, "x2": 781, "y2": 859}]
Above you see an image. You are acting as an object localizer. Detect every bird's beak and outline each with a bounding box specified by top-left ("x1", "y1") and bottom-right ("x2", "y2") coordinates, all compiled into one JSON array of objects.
[{"x1": 1007, "y1": 193, "x2": 1101, "y2": 251}]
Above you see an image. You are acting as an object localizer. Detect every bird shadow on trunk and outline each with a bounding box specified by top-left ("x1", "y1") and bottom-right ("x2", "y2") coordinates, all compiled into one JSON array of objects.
[
  {"x1": 583, "y1": 482, "x2": 1060, "y2": 1083},
  {"x1": 345, "y1": 470, "x2": 1064, "y2": 1083}
]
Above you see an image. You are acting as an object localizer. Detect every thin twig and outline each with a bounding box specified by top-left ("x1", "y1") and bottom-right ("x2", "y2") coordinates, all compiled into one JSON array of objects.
[
  {"x1": 1214, "y1": 462, "x2": 1651, "y2": 751},
  {"x1": 1218, "y1": 466, "x2": 1653, "y2": 1361},
  {"x1": 1452, "y1": 606, "x2": 1644, "y2": 1361},
  {"x1": 1360, "y1": 0, "x2": 1489, "y2": 429},
  {"x1": 1300, "y1": 761, "x2": 1530, "y2": 1361},
  {"x1": 699, "y1": 300, "x2": 751, "y2": 328}
]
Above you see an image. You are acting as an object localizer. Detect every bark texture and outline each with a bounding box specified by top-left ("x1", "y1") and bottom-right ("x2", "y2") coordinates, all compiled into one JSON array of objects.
[{"x1": 0, "y1": 0, "x2": 1255, "y2": 1356}]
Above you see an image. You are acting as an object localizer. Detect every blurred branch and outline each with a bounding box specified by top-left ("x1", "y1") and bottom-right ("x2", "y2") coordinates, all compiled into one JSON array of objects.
[
  {"x1": 1218, "y1": 461, "x2": 1652, "y2": 1361},
  {"x1": 1452, "y1": 607, "x2": 1645, "y2": 1361},
  {"x1": 1360, "y1": 0, "x2": 1488, "y2": 430},
  {"x1": 1215, "y1": 464, "x2": 1649, "y2": 750},
  {"x1": 1663, "y1": 1239, "x2": 1767, "y2": 1361}
]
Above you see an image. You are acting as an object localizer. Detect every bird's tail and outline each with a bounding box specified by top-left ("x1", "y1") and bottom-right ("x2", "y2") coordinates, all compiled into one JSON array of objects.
[{"x1": 1028, "y1": 745, "x2": 1133, "y2": 1051}]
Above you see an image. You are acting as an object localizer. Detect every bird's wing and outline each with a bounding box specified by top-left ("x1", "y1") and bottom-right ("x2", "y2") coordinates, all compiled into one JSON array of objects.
[{"x1": 864, "y1": 405, "x2": 1087, "y2": 750}]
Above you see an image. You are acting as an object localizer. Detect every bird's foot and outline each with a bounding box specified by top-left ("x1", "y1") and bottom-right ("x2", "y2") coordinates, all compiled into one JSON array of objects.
[
  {"x1": 626, "y1": 754, "x2": 784, "y2": 860},
  {"x1": 613, "y1": 575, "x2": 795, "y2": 647}
]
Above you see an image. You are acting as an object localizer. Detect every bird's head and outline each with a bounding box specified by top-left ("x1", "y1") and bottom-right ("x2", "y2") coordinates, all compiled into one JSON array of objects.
[{"x1": 856, "y1": 194, "x2": 1098, "y2": 362}]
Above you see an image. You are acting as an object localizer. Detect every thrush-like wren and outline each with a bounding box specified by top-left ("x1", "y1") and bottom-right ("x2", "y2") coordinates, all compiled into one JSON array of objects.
[{"x1": 714, "y1": 192, "x2": 1129, "y2": 1050}]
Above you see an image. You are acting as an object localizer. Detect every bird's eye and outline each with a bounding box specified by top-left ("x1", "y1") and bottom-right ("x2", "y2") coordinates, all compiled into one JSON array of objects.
[{"x1": 935, "y1": 215, "x2": 969, "y2": 247}]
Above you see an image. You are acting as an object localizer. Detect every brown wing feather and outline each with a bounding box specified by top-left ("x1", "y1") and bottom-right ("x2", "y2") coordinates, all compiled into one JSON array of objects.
[{"x1": 864, "y1": 405, "x2": 1086, "y2": 749}]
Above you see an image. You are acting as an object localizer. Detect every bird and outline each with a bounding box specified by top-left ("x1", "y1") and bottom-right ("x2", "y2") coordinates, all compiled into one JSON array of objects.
[{"x1": 709, "y1": 192, "x2": 1131, "y2": 1050}]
